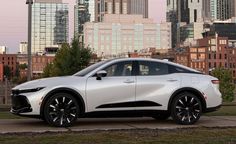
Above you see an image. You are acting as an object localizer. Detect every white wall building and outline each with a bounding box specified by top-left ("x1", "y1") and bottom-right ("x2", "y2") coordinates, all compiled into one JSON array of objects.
[
  {"x1": 0, "y1": 46, "x2": 6, "y2": 54},
  {"x1": 19, "y1": 42, "x2": 28, "y2": 54},
  {"x1": 84, "y1": 14, "x2": 172, "y2": 57},
  {"x1": 188, "y1": 0, "x2": 203, "y2": 23}
]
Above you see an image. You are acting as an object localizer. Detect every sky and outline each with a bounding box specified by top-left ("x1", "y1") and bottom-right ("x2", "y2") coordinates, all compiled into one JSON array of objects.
[{"x1": 0, "y1": 0, "x2": 166, "y2": 54}]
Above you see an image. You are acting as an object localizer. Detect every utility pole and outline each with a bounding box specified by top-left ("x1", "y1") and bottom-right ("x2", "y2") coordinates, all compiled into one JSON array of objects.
[
  {"x1": 26, "y1": 0, "x2": 33, "y2": 81},
  {"x1": 4, "y1": 76, "x2": 7, "y2": 104}
]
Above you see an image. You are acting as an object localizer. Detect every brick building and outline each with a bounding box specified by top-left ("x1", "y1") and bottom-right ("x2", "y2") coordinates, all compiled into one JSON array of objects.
[
  {"x1": 175, "y1": 36, "x2": 236, "y2": 79},
  {"x1": 32, "y1": 56, "x2": 54, "y2": 77},
  {"x1": 0, "y1": 63, "x2": 3, "y2": 81},
  {"x1": 0, "y1": 54, "x2": 18, "y2": 79}
]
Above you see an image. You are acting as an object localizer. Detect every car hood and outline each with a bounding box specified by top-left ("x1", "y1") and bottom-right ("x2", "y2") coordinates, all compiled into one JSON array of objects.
[{"x1": 13, "y1": 76, "x2": 83, "y2": 90}]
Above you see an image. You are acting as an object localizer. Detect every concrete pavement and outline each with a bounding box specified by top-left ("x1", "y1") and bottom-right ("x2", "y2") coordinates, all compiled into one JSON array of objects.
[{"x1": 0, "y1": 116, "x2": 236, "y2": 134}]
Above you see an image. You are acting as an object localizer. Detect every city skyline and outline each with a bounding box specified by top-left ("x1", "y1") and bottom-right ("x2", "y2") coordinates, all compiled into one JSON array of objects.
[{"x1": 0, "y1": 0, "x2": 166, "y2": 54}]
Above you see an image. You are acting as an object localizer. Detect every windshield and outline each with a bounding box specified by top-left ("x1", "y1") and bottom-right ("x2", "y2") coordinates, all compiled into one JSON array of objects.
[{"x1": 74, "y1": 60, "x2": 109, "y2": 77}]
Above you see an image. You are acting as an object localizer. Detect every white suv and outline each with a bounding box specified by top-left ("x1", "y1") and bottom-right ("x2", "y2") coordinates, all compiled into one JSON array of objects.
[{"x1": 11, "y1": 58, "x2": 222, "y2": 127}]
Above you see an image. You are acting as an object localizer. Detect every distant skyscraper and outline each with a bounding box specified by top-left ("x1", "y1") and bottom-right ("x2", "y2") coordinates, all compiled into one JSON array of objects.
[
  {"x1": 203, "y1": 0, "x2": 235, "y2": 21},
  {"x1": 128, "y1": 0, "x2": 148, "y2": 18},
  {"x1": 95, "y1": 0, "x2": 128, "y2": 22},
  {"x1": 19, "y1": 42, "x2": 28, "y2": 54},
  {"x1": 32, "y1": 0, "x2": 69, "y2": 54},
  {"x1": 75, "y1": 0, "x2": 150, "y2": 43},
  {"x1": 0, "y1": 46, "x2": 6, "y2": 54},
  {"x1": 188, "y1": 0, "x2": 203, "y2": 23},
  {"x1": 167, "y1": 0, "x2": 207, "y2": 48},
  {"x1": 74, "y1": 0, "x2": 91, "y2": 43},
  {"x1": 214, "y1": 0, "x2": 235, "y2": 20}
]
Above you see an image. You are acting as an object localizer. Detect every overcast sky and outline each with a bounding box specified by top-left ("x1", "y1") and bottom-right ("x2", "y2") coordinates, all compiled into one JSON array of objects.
[{"x1": 0, "y1": 0, "x2": 166, "y2": 53}]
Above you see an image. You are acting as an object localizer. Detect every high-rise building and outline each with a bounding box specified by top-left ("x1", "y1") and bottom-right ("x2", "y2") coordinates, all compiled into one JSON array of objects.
[
  {"x1": 167, "y1": 0, "x2": 212, "y2": 48},
  {"x1": 0, "y1": 46, "x2": 6, "y2": 54},
  {"x1": 207, "y1": 0, "x2": 235, "y2": 21},
  {"x1": 74, "y1": 0, "x2": 91, "y2": 43},
  {"x1": 128, "y1": 0, "x2": 148, "y2": 18},
  {"x1": 84, "y1": 14, "x2": 172, "y2": 58},
  {"x1": 75, "y1": 0, "x2": 149, "y2": 43},
  {"x1": 95, "y1": 0, "x2": 128, "y2": 22},
  {"x1": 32, "y1": 0, "x2": 69, "y2": 54},
  {"x1": 19, "y1": 42, "x2": 28, "y2": 54},
  {"x1": 188, "y1": 0, "x2": 203, "y2": 23},
  {"x1": 215, "y1": 0, "x2": 235, "y2": 20}
]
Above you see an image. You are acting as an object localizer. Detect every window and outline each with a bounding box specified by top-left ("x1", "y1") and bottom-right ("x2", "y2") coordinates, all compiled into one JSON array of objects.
[
  {"x1": 169, "y1": 65, "x2": 196, "y2": 74},
  {"x1": 104, "y1": 61, "x2": 133, "y2": 77},
  {"x1": 138, "y1": 61, "x2": 168, "y2": 76}
]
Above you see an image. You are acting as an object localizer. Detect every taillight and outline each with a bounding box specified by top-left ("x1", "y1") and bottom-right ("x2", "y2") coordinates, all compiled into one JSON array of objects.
[{"x1": 211, "y1": 80, "x2": 220, "y2": 84}]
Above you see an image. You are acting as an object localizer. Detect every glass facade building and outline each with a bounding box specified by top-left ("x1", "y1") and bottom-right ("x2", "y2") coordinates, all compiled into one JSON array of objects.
[
  {"x1": 128, "y1": 0, "x2": 149, "y2": 18},
  {"x1": 74, "y1": 0, "x2": 91, "y2": 43},
  {"x1": 32, "y1": 0, "x2": 69, "y2": 54}
]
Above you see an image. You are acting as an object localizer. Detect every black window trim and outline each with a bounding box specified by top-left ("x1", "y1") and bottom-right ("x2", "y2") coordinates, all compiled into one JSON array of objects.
[
  {"x1": 135, "y1": 60, "x2": 203, "y2": 76},
  {"x1": 135, "y1": 60, "x2": 170, "y2": 76},
  {"x1": 93, "y1": 60, "x2": 136, "y2": 77}
]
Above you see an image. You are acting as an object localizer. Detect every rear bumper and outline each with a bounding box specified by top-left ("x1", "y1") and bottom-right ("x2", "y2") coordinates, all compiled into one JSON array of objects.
[{"x1": 204, "y1": 105, "x2": 221, "y2": 113}]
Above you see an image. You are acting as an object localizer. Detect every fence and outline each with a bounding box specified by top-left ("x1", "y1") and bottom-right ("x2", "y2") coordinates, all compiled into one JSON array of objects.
[{"x1": 0, "y1": 80, "x2": 15, "y2": 105}]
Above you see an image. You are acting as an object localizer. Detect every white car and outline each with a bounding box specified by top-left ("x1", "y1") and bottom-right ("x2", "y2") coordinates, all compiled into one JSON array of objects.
[{"x1": 11, "y1": 58, "x2": 222, "y2": 127}]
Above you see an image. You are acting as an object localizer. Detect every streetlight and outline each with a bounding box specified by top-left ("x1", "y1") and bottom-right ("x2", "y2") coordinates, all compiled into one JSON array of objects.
[{"x1": 26, "y1": 0, "x2": 33, "y2": 81}]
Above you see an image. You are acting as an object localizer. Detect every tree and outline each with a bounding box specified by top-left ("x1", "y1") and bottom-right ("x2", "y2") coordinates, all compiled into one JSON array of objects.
[
  {"x1": 3, "y1": 65, "x2": 11, "y2": 79},
  {"x1": 43, "y1": 38, "x2": 92, "y2": 77},
  {"x1": 19, "y1": 64, "x2": 28, "y2": 70},
  {"x1": 212, "y1": 68, "x2": 235, "y2": 102},
  {"x1": 42, "y1": 62, "x2": 54, "y2": 78}
]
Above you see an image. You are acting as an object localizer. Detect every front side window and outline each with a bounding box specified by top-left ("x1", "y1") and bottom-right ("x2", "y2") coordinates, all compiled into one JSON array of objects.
[
  {"x1": 138, "y1": 61, "x2": 168, "y2": 76},
  {"x1": 103, "y1": 61, "x2": 133, "y2": 77}
]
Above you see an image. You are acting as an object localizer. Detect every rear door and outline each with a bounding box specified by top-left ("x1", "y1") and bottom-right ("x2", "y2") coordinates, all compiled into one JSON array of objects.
[{"x1": 135, "y1": 60, "x2": 181, "y2": 110}]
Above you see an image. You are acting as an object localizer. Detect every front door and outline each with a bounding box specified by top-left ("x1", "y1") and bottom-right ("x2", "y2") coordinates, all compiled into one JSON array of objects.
[{"x1": 86, "y1": 61, "x2": 136, "y2": 112}]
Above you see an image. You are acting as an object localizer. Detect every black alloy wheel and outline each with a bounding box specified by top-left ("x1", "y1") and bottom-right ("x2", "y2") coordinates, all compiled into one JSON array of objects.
[
  {"x1": 44, "y1": 93, "x2": 79, "y2": 127},
  {"x1": 171, "y1": 92, "x2": 202, "y2": 125}
]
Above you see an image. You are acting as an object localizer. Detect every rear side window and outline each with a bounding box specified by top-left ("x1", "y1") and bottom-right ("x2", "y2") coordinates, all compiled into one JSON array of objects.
[
  {"x1": 168, "y1": 65, "x2": 194, "y2": 74},
  {"x1": 138, "y1": 61, "x2": 168, "y2": 76}
]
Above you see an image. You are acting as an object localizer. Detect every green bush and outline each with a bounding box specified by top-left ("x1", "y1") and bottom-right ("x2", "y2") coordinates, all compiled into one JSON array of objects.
[{"x1": 212, "y1": 68, "x2": 235, "y2": 102}]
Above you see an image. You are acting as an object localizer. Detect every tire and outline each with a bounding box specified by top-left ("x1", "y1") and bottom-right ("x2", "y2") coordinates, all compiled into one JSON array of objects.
[
  {"x1": 152, "y1": 113, "x2": 170, "y2": 120},
  {"x1": 43, "y1": 93, "x2": 79, "y2": 127},
  {"x1": 171, "y1": 92, "x2": 202, "y2": 125}
]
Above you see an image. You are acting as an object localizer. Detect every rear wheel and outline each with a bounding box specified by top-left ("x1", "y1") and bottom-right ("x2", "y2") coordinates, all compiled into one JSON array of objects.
[
  {"x1": 171, "y1": 92, "x2": 202, "y2": 125},
  {"x1": 44, "y1": 93, "x2": 79, "y2": 127}
]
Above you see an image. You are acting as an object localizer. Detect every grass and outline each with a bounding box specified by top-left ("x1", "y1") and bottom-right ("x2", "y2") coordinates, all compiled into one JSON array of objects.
[
  {"x1": 0, "y1": 128, "x2": 236, "y2": 144},
  {"x1": 204, "y1": 106, "x2": 236, "y2": 116},
  {"x1": 0, "y1": 112, "x2": 24, "y2": 119}
]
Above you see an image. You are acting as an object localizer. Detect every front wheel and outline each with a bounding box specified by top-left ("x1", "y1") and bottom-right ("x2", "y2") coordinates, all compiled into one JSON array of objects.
[
  {"x1": 171, "y1": 92, "x2": 202, "y2": 125},
  {"x1": 43, "y1": 93, "x2": 79, "y2": 127}
]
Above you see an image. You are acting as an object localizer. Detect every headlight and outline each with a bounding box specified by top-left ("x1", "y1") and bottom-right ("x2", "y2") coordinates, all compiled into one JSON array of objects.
[{"x1": 12, "y1": 87, "x2": 45, "y2": 95}]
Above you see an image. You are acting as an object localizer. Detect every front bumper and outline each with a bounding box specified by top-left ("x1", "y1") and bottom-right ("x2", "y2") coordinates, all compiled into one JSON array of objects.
[{"x1": 11, "y1": 95, "x2": 32, "y2": 115}]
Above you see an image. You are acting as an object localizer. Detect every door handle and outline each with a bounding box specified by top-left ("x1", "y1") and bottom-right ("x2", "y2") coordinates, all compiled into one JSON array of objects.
[{"x1": 124, "y1": 80, "x2": 135, "y2": 84}]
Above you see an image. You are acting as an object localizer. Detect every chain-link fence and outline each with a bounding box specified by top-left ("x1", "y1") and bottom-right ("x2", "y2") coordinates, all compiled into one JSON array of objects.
[{"x1": 0, "y1": 80, "x2": 16, "y2": 105}]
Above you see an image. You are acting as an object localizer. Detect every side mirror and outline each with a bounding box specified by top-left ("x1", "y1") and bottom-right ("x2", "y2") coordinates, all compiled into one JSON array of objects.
[{"x1": 96, "y1": 70, "x2": 107, "y2": 80}]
